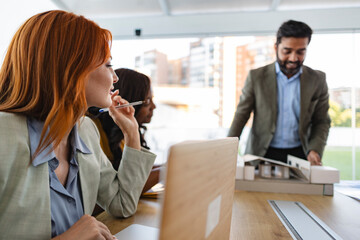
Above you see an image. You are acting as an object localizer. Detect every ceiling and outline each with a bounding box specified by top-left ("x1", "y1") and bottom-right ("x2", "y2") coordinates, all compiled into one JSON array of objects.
[{"x1": 51, "y1": 0, "x2": 360, "y2": 39}]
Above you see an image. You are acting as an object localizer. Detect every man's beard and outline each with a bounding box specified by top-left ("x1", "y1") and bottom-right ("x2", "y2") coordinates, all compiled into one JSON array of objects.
[{"x1": 276, "y1": 53, "x2": 303, "y2": 77}]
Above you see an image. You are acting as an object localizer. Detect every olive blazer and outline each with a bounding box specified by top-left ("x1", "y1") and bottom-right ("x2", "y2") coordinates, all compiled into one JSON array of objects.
[
  {"x1": 228, "y1": 62, "x2": 331, "y2": 157},
  {"x1": 0, "y1": 112, "x2": 156, "y2": 239}
]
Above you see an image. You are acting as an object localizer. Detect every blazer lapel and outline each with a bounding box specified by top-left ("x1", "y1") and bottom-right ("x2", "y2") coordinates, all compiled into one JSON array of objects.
[
  {"x1": 300, "y1": 66, "x2": 314, "y2": 127},
  {"x1": 77, "y1": 152, "x2": 99, "y2": 215},
  {"x1": 266, "y1": 63, "x2": 278, "y2": 123}
]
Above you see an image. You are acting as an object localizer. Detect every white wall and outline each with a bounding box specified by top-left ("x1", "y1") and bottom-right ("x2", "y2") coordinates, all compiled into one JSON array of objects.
[
  {"x1": 95, "y1": 8, "x2": 360, "y2": 40},
  {"x1": 0, "y1": 1, "x2": 59, "y2": 64},
  {"x1": 2, "y1": 2, "x2": 360, "y2": 58}
]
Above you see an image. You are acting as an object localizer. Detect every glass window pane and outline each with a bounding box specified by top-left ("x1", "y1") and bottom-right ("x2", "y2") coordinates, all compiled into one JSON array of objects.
[{"x1": 112, "y1": 33, "x2": 360, "y2": 175}]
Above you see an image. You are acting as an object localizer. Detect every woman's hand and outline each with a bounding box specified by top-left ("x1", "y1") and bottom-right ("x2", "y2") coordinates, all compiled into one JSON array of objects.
[
  {"x1": 108, "y1": 90, "x2": 141, "y2": 150},
  {"x1": 52, "y1": 214, "x2": 117, "y2": 240}
]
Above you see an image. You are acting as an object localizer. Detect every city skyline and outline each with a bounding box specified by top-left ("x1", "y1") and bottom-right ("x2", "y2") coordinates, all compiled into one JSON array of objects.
[{"x1": 115, "y1": 35, "x2": 360, "y2": 129}]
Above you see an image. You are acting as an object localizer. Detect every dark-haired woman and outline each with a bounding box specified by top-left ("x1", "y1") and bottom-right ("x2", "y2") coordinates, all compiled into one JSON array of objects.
[{"x1": 88, "y1": 68, "x2": 160, "y2": 195}]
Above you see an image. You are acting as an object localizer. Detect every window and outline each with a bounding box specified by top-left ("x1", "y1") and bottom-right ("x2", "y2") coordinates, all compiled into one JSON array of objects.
[
  {"x1": 307, "y1": 33, "x2": 360, "y2": 180},
  {"x1": 111, "y1": 34, "x2": 359, "y2": 179}
]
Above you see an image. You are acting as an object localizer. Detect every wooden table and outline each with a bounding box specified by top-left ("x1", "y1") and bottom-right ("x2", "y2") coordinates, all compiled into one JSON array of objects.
[{"x1": 97, "y1": 190, "x2": 360, "y2": 240}]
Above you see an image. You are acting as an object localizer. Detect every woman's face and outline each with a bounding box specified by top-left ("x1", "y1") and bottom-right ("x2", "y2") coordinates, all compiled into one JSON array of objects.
[
  {"x1": 136, "y1": 89, "x2": 156, "y2": 125},
  {"x1": 85, "y1": 58, "x2": 118, "y2": 108}
]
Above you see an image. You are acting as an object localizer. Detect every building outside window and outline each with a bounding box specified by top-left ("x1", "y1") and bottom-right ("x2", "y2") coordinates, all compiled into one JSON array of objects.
[{"x1": 112, "y1": 33, "x2": 360, "y2": 180}]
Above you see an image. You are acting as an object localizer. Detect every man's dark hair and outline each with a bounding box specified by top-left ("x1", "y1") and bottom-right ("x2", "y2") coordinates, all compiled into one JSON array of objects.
[{"x1": 276, "y1": 20, "x2": 313, "y2": 46}]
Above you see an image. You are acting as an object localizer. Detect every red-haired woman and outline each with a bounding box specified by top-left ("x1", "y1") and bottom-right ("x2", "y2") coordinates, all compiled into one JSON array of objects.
[{"x1": 0, "y1": 10, "x2": 156, "y2": 240}]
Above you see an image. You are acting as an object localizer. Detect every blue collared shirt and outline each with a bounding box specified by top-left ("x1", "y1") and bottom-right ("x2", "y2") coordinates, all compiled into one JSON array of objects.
[
  {"x1": 270, "y1": 62, "x2": 302, "y2": 148},
  {"x1": 27, "y1": 117, "x2": 91, "y2": 237}
]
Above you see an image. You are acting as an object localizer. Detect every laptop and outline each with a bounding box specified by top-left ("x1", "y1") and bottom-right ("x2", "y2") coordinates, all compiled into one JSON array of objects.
[{"x1": 115, "y1": 137, "x2": 239, "y2": 240}]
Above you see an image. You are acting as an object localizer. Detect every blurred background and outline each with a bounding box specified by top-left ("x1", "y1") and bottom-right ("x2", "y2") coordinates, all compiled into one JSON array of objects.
[{"x1": 0, "y1": 0, "x2": 359, "y2": 180}]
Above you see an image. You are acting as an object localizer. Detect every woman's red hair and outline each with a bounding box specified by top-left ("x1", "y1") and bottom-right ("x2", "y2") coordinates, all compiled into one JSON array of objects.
[{"x1": 0, "y1": 10, "x2": 112, "y2": 160}]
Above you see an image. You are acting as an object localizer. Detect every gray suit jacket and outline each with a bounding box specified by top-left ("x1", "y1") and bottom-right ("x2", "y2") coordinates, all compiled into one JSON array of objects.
[
  {"x1": 228, "y1": 62, "x2": 330, "y2": 157},
  {"x1": 0, "y1": 112, "x2": 156, "y2": 239}
]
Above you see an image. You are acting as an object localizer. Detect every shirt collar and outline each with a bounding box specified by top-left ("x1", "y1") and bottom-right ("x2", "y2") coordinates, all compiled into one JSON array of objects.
[
  {"x1": 28, "y1": 118, "x2": 91, "y2": 167},
  {"x1": 275, "y1": 61, "x2": 303, "y2": 80}
]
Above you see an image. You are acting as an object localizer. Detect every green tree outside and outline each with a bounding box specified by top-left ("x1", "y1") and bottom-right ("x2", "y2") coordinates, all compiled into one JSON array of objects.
[
  {"x1": 324, "y1": 100, "x2": 359, "y2": 180},
  {"x1": 328, "y1": 100, "x2": 360, "y2": 127}
]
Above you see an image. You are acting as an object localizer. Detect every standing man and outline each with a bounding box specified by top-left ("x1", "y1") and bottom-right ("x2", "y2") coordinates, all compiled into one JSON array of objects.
[{"x1": 228, "y1": 20, "x2": 330, "y2": 165}]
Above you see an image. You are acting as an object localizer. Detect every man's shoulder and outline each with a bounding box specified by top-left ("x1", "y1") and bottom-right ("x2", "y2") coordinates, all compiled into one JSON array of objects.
[
  {"x1": 302, "y1": 65, "x2": 326, "y2": 81},
  {"x1": 251, "y1": 62, "x2": 275, "y2": 73},
  {"x1": 302, "y1": 65, "x2": 325, "y2": 75},
  {"x1": 248, "y1": 62, "x2": 275, "y2": 81}
]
